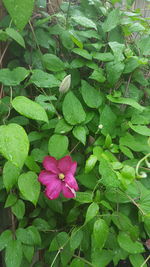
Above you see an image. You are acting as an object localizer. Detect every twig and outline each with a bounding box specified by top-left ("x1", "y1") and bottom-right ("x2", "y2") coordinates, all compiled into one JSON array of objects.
[
  {"x1": 140, "y1": 254, "x2": 150, "y2": 267},
  {"x1": 0, "y1": 42, "x2": 9, "y2": 67}
]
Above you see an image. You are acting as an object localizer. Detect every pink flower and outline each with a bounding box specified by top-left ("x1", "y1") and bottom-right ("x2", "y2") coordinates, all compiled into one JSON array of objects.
[{"x1": 38, "y1": 155, "x2": 79, "y2": 200}]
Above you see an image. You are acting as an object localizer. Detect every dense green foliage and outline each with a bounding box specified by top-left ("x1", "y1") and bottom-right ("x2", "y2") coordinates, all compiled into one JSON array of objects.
[{"x1": 0, "y1": 0, "x2": 150, "y2": 266}]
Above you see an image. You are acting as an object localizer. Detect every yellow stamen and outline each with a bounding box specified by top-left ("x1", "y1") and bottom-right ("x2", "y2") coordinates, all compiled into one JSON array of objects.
[{"x1": 58, "y1": 173, "x2": 65, "y2": 180}]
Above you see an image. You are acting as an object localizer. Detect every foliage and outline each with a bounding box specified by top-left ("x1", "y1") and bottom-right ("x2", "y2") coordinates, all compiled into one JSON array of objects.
[{"x1": 0, "y1": 0, "x2": 150, "y2": 266}]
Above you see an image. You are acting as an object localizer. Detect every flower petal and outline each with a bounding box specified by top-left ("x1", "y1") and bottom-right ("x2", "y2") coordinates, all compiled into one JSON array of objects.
[
  {"x1": 58, "y1": 155, "x2": 77, "y2": 174},
  {"x1": 65, "y1": 173, "x2": 79, "y2": 191},
  {"x1": 43, "y1": 156, "x2": 58, "y2": 173},
  {"x1": 62, "y1": 183, "x2": 76, "y2": 198},
  {"x1": 45, "y1": 179, "x2": 62, "y2": 200},
  {"x1": 38, "y1": 170, "x2": 57, "y2": 186}
]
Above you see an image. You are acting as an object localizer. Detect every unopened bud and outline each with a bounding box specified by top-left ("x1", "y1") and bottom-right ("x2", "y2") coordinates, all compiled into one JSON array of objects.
[
  {"x1": 98, "y1": 124, "x2": 103, "y2": 129},
  {"x1": 138, "y1": 172, "x2": 147, "y2": 178},
  {"x1": 59, "y1": 74, "x2": 71, "y2": 94}
]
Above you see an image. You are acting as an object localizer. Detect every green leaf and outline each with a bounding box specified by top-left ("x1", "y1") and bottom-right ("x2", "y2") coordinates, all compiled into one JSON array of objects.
[
  {"x1": 23, "y1": 244, "x2": 34, "y2": 263},
  {"x1": 63, "y1": 92, "x2": 86, "y2": 125},
  {"x1": 2, "y1": 0, "x2": 34, "y2": 30},
  {"x1": 137, "y1": 36, "x2": 150, "y2": 56},
  {"x1": 109, "y1": 41, "x2": 125, "y2": 62},
  {"x1": 85, "y1": 202, "x2": 99, "y2": 223},
  {"x1": 129, "y1": 122, "x2": 150, "y2": 136},
  {"x1": 12, "y1": 96, "x2": 48, "y2": 123},
  {"x1": 106, "y1": 62, "x2": 124, "y2": 85},
  {"x1": 99, "y1": 156, "x2": 119, "y2": 187},
  {"x1": 48, "y1": 134, "x2": 68, "y2": 159},
  {"x1": 25, "y1": 155, "x2": 40, "y2": 173},
  {"x1": 123, "y1": 57, "x2": 140, "y2": 74},
  {"x1": 100, "y1": 105, "x2": 117, "y2": 137},
  {"x1": 0, "y1": 230, "x2": 12, "y2": 251},
  {"x1": 55, "y1": 119, "x2": 73, "y2": 134},
  {"x1": 5, "y1": 28, "x2": 25, "y2": 48},
  {"x1": 92, "y1": 52, "x2": 114, "y2": 62},
  {"x1": 49, "y1": 232, "x2": 69, "y2": 251},
  {"x1": 5, "y1": 194, "x2": 17, "y2": 208},
  {"x1": 12, "y1": 199, "x2": 25, "y2": 220},
  {"x1": 76, "y1": 172, "x2": 98, "y2": 190},
  {"x1": 93, "y1": 219, "x2": 109, "y2": 249},
  {"x1": 27, "y1": 226, "x2": 41, "y2": 246},
  {"x1": 103, "y1": 9, "x2": 120, "y2": 32},
  {"x1": 70, "y1": 259, "x2": 85, "y2": 267},
  {"x1": 85, "y1": 155, "x2": 97, "y2": 173},
  {"x1": 0, "y1": 123, "x2": 29, "y2": 168},
  {"x1": 117, "y1": 232, "x2": 145, "y2": 254},
  {"x1": 73, "y1": 126, "x2": 86, "y2": 145},
  {"x1": 129, "y1": 254, "x2": 147, "y2": 267},
  {"x1": 5, "y1": 240, "x2": 23, "y2": 267},
  {"x1": 72, "y1": 48, "x2": 92, "y2": 60},
  {"x1": 0, "y1": 67, "x2": 29, "y2": 86},
  {"x1": 33, "y1": 218, "x2": 51, "y2": 232},
  {"x1": 29, "y1": 69, "x2": 59, "y2": 88},
  {"x1": 3, "y1": 161, "x2": 20, "y2": 191},
  {"x1": 92, "y1": 249, "x2": 114, "y2": 267},
  {"x1": 89, "y1": 69, "x2": 106, "y2": 83},
  {"x1": 43, "y1": 53, "x2": 65, "y2": 72},
  {"x1": 16, "y1": 228, "x2": 35, "y2": 245},
  {"x1": 75, "y1": 192, "x2": 93, "y2": 203},
  {"x1": 60, "y1": 30, "x2": 74, "y2": 50},
  {"x1": 129, "y1": 22, "x2": 145, "y2": 33},
  {"x1": 18, "y1": 171, "x2": 40, "y2": 205},
  {"x1": 70, "y1": 228, "x2": 83, "y2": 250},
  {"x1": 72, "y1": 15, "x2": 97, "y2": 30},
  {"x1": 107, "y1": 95, "x2": 145, "y2": 112},
  {"x1": 81, "y1": 80, "x2": 102, "y2": 108}
]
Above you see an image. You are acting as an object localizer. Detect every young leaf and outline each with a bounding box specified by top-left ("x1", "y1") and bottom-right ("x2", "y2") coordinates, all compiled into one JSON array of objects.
[
  {"x1": 5, "y1": 28, "x2": 25, "y2": 48},
  {"x1": 93, "y1": 219, "x2": 109, "y2": 249},
  {"x1": 3, "y1": 161, "x2": 20, "y2": 191},
  {"x1": 5, "y1": 240, "x2": 23, "y2": 267},
  {"x1": 18, "y1": 171, "x2": 40, "y2": 205},
  {"x1": 4, "y1": 194, "x2": 17, "y2": 208},
  {"x1": 0, "y1": 123, "x2": 29, "y2": 168},
  {"x1": 73, "y1": 126, "x2": 86, "y2": 145},
  {"x1": 85, "y1": 155, "x2": 97, "y2": 173},
  {"x1": 85, "y1": 202, "x2": 99, "y2": 223},
  {"x1": 12, "y1": 96, "x2": 49, "y2": 123},
  {"x1": 63, "y1": 92, "x2": 86, "y2": 125},
  {"x1": 48, "y1": 134, "x2": 68, "y2": 159}
]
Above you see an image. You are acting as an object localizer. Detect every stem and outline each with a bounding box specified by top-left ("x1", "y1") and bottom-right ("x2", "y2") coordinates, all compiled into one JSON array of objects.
[
  {"x1": 69, "y1": 142, "x2": 80, "y2": 155},
  {"x1": 66, "y1": 0, "x2": 71, "y2": 29},
  {"x1": 140, "y1": 254, "x2": 150, "y2": 267},
  {"x1": 0, "y1": 42, "x2": 9, "y2": 67},
  {"x1": 125, "y1": 192, "x2": 146, "y2": 216},
  {"x1": 50, "y1": 249, "x2": 61, "y2": 267},
  {"x1": 11, "y1": 209, "x2": 16, "y2": 239},
  {"x1": 3, "y1": 86, "x2": 13, "y2": 124},
  {"x1": 136, "y1": 153, "x2": 150, "y2": 177}
]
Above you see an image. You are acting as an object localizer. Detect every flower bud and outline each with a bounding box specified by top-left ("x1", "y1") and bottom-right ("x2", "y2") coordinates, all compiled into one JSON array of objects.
[{"x1": 59, "y1": 74, "x2": 71, "y2": 94}]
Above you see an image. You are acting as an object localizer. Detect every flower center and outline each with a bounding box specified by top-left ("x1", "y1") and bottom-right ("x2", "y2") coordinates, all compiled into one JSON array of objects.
[{"x1": 58, "y1": 173, "x2": 65, "y2": 180}]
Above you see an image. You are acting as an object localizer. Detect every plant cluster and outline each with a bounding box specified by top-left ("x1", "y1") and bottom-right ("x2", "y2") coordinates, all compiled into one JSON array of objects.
[{"x1": 0, "y1": 0, "x2": 150, "y2": 266}]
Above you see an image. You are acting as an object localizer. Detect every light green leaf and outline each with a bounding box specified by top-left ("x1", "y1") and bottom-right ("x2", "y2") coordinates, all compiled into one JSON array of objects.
[
  {"x1": 129, "y1": 122, "x2": 150, "y2": 136},
  {"x1": 3, "y1": 161, "x2": 20, "y2": 191},
  {"x1": 0, "y1": 123, "x2": 29, "y2": 168},
  {"x1": 70, "y1": 228, "x2": 83, "y2": 250},
  {"x1": 137, "y1": 36, "x2": 150, "y2": 56},
  {"x1": 0, "y1": 230, "x2": 12, "y2": 251},
  {"x1": 63, "y1": 92, "x2": 86, "y2": 125},
  {"x1": 48, "y1": 134, "x2": 68, "y2": 159},
  {"x1": 72, "y1": 15, "x2": 97, "y2": 30},
  {"x1": 72, "y1": 48, "x2": 92, "y2": 60},
  {"x1": 25, "y1": 155, "x2": 40, "y2": 173},
  {"x1": 123, "y1": 57, "x2": 140, "y2": 74},
  {"x1": 43, "y1": 53, "x2": 65, "y2": 72},
  {"x1": 49, "y1": 232, "x2": 69, "y2": 251},
  {"x1": 108, "y1": 41, "x2": 125, "y2": 62},
  {"x1": 76, "y1": 172, "x2": 98, "y2": 190},
  {"x1": 70, "y1": 259, "x2": 85, "y2": 267},
  {"x1": 73, "y1": 126, "x2": 86, "y2": 145},
  {"x1": 89, "y1": 69, "x2": 106, "y2": 83},
  {"x1": 106, "y1": 62, "x2": 124, "y2": 85},
  {"x1": 75, "y1": 192, "x2": 93, "y2": 203},
  {"x1": 5, "y1": 194, "x2": 17, "y2": 208},
  {"x1": 99, "y1": 156, "x2": 119, "y2": 187},
  {"x1": 117, "y1": 232, "x2": 145, "y2": 254},
  {"x1": 0, "y1": 67, "x2": 29, "y2": 86},
  {"x1": 2, "y1": 0, "x2": 34, "y2": 30},
  {"x1": 107, "y1": 95, "x2": 145, "y2": 112},
  {"x1": 81, "y1": 80, "x2": 102, "y2": 108},
  {"x1": 5, "y1": 240, "x2": 23, "y2": 267},
  {"x1": 103, "y1": 9, "x2": 120, "y2": 32},
  {"x1": 26, "y1": 226, "x2": 41, "y2": 246},
  {"x1": 55, "y1": 118, "x2": 73, "y2": 134},
  {"x1": 12, "y1": 96, "x2": 48, "y2": 123},
  {"x1": 85, "y1": 202, "x2": 99, "y2": 223},
  {"x1": 5, "y1": 28, "x2": 25, "y2": 48},
  {"x1": 129, "y1": 254, "x2": 147, "y2": 267},
  {"x1": 93, "y1": 219, "x2": 109, "y2": 249},
  {"x1": 92, "y1": 52, "x2": 114, "y2": 62},
  {"x1": 100, "y1": 105, "x2": 117, "y2": 137},
  {"x1": 85, "y1": 155, "x2": 97, "y2": 173},
  {"x1": 18, "y1": 171, "x2": 40, "y2": 205},
  {"x1": 29, "y1": 69, "x2": 60, "y2": 88},
  {"x1": 12, "y1": 199, "x2": 25, "y2": 220}
]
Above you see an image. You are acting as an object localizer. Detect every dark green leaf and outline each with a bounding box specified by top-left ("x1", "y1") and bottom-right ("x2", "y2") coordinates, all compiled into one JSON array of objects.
[
  {"x1": 5, "y1": 28, "x2": 25, "y2": 48},
  {"x1": 85, "y1": 202, "x2": 99, "y2": 223},
  {"x1": 81, "y1": 80, "x2": 102, "y2": 108},
  {"x1": 43, "y1": 53, "x2": 65, "y2": 72},
  {"x1": 73, "y1": 126, "x2": 86, "y2": 145},
  {"x1": 48, "y1": 134, "x2": 68, "y2": 159},
  {"x1": 5, "y1": 240, "x2": 23, "y2": 267},
  {"x1": 12, "y1": 199, "x2": 25, "y2": 220},
  {"x1": 93, "y1": 219, "x2": 109, "y2": 249}
]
